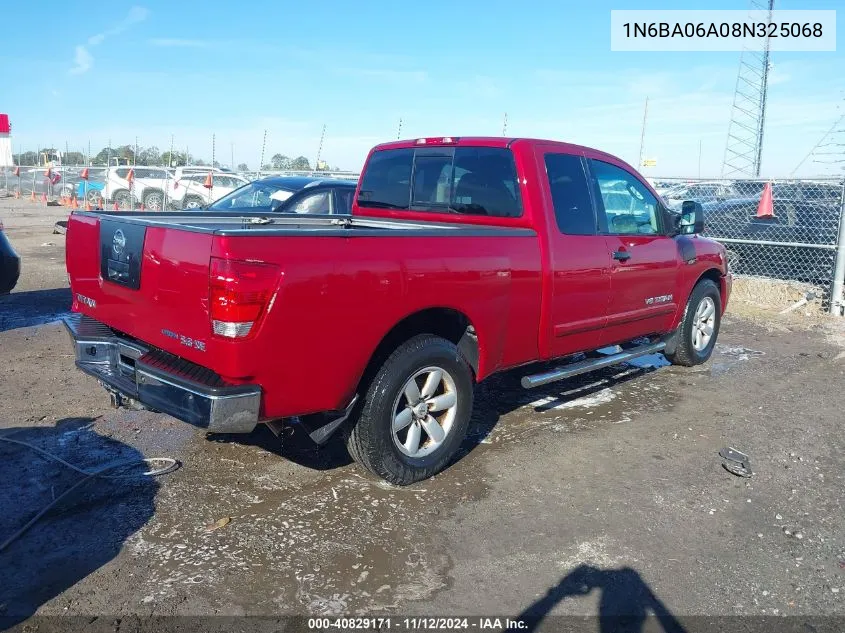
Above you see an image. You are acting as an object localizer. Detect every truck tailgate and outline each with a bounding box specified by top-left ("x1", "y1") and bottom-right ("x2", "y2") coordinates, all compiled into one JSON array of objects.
[{"x1": 66, "y1": 214, "x2": 222, "y2": 373}]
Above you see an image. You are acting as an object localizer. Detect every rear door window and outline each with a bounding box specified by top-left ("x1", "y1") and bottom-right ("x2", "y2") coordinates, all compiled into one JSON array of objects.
[
  {"x1": 357, "y1": 146, "x2": 522, "y2": 217},
  {"x1": 544, "y1": 153, "x2": 596, "y2": 235}
]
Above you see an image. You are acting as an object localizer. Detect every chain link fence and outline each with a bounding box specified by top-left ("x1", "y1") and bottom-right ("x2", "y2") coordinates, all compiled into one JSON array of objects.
[
  {"x1": 653, "y1": 177, "x2": 845, "y2": 311},
  {"x1": 4, "y1": 165, "x2": 845, "y2": 312}
]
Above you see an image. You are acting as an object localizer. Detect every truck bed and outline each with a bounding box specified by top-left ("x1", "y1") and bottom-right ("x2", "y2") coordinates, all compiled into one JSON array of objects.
[
  {"x1": 72, "y1": 210, "x2": 535, "y2": 238},
  {"x1": 65, "y1": 209, "x2": 543, "y2": 418}
]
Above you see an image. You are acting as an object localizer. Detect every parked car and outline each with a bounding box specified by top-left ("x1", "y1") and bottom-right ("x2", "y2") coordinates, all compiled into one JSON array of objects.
[
  {"x1": 63, "y1": 136, "x2": 731, "y2": 484},
  {"x1": 702, "y1": 197, "x2": 839, "y2": 283},
  {"x1": 170, "y1": 173, "x2": 251, "y2": 209},
  {"x1": 0, "y1": 218, "x2": 20, "y2": 294},
  {"x1": 102, "y1": 166, "x2": 173, "y2": 210},
  {"x1": 272, "y1": 180, "x2": 357, "y2": 214},
  {"x1": 206, "y1": 176, "x2": 352, "y2": 212},
  {"x1": 661, "y1": 182, "x2": 737, "y2": 209}
]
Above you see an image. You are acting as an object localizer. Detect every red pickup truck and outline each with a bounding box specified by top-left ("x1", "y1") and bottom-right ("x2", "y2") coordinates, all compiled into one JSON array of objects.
[{"x1": 64, "y1": 136, "x2": 731, "y2": 484}]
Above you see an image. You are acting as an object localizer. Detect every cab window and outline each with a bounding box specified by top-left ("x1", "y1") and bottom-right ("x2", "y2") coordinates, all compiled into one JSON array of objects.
[
  {"x1": 358, "y1": 146, "x2": 522, "y2": 217},
  {"x1": 590, "y1": 160, "x2": 660, "y2": 235}
]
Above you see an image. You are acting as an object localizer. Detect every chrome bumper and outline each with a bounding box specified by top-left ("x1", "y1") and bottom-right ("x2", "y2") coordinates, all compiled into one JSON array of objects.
[{"x1": 63, "y1": 314, "x2": 261, "y2": 433}]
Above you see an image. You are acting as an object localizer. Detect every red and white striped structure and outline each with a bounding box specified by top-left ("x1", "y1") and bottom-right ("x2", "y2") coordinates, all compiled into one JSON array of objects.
[{"x1": 0, "y1": 114, "x2": 12, "y2": 167}]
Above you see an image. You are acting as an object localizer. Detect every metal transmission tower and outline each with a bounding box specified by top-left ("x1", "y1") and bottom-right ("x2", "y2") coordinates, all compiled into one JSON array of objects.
[{"x1": 721, "y1": 0, "x2": 775, "y2": 179}]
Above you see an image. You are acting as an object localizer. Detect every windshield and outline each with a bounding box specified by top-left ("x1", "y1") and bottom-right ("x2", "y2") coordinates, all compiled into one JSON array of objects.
[{"x1": 208, "y1": 181, "x2": 295, "y2": 211}]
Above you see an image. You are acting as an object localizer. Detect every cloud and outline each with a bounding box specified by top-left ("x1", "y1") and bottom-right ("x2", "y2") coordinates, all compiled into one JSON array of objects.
[
  {"x1": 69, "y1": 6, "x2": 149, "y2": 75},
  {"x1": 69, "y1": 46, "x2": 93, "y2": 75},
  {"x1": 149, "y1": 38, "x2": 209, "y2": 48}
]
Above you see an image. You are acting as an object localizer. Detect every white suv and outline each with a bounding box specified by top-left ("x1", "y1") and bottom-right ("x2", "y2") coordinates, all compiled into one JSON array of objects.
[
  {"x1": 171, "y1": 173, "x2": 250, "y2": 209},
  {"x1": 103, "y1": 166, "x2": 174, "y2": 210}
]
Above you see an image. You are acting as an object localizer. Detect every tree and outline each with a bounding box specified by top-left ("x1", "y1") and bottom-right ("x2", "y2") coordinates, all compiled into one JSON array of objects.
[
  {"x1": 290, "y1": 156, "x2": 311, "y2": 171},
  {"x1": 138, "y1": 146, "x2": 161, "y2": 166},
  {"x1": 194, "y1": 158, "x2": 207, "y2": 166},
  {"x1": 237, "y1": 162, "x2": 249, "y2": 171},
  {"x1": 92, "y1": 147, "x2": 116, "y2": 165},
  {"x1": 64, "y1": 151, "x2": 85, "y2": 165},
  {"x1": 271, "y1": 153, "x2": 290, "y2": 170},
  {"x1": 161, "y1": 150, "x2": 188, "y2": 167},
  {"x1": 14, "y1": 151, "x2": 39, "y2": 165}
]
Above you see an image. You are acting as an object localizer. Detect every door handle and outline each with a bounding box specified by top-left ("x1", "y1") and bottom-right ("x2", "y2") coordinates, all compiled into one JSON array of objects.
[{"x1": 612, "y1": 250, "x2": 631, "y2": 262}]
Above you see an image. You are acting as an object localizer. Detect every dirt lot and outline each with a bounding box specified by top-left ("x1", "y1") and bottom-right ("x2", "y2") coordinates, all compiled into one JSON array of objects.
[{"x1": 0, "y1": 198, "x2": 843, "y2": 631}]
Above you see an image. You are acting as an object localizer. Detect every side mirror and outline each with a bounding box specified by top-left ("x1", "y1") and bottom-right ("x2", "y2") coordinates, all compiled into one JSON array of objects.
[{"x1": 679, "y1": 200, "x2": 704, "y2": 235}]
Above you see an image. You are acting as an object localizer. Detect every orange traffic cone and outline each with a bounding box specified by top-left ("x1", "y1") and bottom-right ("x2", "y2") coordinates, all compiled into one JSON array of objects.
[
  {"x1": 113, "y1": 201, "x2": 119, "y2": 210},
  {"x1": 41, "y1": 192, "x2": 48, "y2": 206},
  {"x1": 30, "y1": 190, "x2": 36, "y2": 202},
  {"x1": 126, "y1": 168, "x2": 134, "y2": 185},
  {"x1": 84, "y1": 200, "x2": 91, "y2": 211},
  {"x1": 81, "y1": 167, "x2": 89, "y2": 180},
  {"x1": 203, "y1": 172, "x2": 213, "y2": 189},
  {"x1": 756, "y1": 182, "x2": 774, "y2": 218},
  {"x1": 72, "y1": 197, "x2": 78, "y2": 209},
  {"x1": 13, "y1": 166, "x2": 20, "y2": 177}
]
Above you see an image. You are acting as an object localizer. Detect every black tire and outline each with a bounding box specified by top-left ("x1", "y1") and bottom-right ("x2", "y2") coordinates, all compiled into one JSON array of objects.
[
  {"x1": 143, "y1": 190, "x2": 165, "y2": 211},
  {"x1": 183, "y1": 195, "x2": 204, "y2": 209},
  {"x1": 667, "y1": 279, "x2": 721, "y2": 367},
  {"x1": 345, "y1": 334, "x2": 474, "y2": 485},
  {"x1": 85, "y1": 188, "x2": 102, "y2": 206},
  {"x1": 113, "y1": 190, "x2": 133, "y2": 210}
]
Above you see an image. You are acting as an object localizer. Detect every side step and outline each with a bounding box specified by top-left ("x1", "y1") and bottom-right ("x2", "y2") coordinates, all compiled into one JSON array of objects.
[{"x1": 521, "y1": 341, "x2": 667, "y2": 389}]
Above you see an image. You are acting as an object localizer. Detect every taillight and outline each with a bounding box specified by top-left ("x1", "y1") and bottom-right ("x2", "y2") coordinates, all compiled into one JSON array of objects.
[{"x1": 209, "y1": 258, "x2": 281, "y2": 339}]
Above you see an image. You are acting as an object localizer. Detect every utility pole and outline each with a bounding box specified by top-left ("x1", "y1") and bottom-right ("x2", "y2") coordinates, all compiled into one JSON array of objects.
[
  {"x1": 638, "y1": 97, "x2": 649, "y2": 169},
  {"x1": 397, "y1": 118, "x2": 402, "y2": 140},
  {"x1": 502, "y1": 112, "x2": 508, "y2": 136},
  {"x1": 315, "y1": 124, "x2": 326, "y2": 171},
  {"x1": 258, "y1": 129, "x2": 267, "y2": 178},
  {"x1": 698, "y1": 140, "x2": 703, "y2": 179}
]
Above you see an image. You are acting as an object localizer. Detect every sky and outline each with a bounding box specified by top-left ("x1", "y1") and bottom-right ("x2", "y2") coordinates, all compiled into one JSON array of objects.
[{"x1": 1, "y1": 0, "x2": 843, "y2": 177}]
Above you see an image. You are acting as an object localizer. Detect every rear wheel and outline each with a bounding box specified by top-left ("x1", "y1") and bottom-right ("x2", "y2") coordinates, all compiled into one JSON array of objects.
[
  {"x1": 183, "y1": 195, "x2": 204, "y2": 209},
  {"x1": 667, "y1": 279, "x2": 721, "y2": 367},
  {"x1": 345, "y1": 335, "x2": 474, "y2": 485}
]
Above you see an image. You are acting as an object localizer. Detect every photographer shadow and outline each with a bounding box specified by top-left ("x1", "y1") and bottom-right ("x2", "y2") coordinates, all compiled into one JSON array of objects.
[{"x1": 518, "y1": 564, "x2": 687, "y2": 633}]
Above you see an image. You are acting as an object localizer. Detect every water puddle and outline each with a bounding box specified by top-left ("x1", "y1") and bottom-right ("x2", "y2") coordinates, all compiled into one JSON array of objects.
[
  {"x1": 709, "y1": 344, "x2": 765, "y2": 376},
  {"x1": 126, "y1": 436, "x2": 488, "y2": 615}
]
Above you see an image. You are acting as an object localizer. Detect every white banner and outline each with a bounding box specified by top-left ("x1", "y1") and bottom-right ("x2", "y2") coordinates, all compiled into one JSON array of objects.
[{"x1": 611, "y1": 10, "x2": 836, "y2": 52}]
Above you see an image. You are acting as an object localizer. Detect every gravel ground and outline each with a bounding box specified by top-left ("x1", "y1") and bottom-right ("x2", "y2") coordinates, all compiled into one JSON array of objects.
[{"x1": 0, "y1": 199, "x2": 843, "y2": 632}]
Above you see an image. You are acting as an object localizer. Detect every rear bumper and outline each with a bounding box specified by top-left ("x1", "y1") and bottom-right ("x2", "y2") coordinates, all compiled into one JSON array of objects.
[{"x1": 63, "y1": 314, "x2": 261, "y2": 433}]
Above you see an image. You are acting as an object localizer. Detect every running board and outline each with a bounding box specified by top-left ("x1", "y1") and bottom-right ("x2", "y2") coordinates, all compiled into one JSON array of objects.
[{"x1": 521, "y1": 341, "x2": 667, "y2": 389}]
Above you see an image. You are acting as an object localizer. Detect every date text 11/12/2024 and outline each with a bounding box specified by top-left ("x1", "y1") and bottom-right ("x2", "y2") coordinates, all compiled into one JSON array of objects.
[{"x1": 307, "y1": 617, "x2": 529, "y2": 630}]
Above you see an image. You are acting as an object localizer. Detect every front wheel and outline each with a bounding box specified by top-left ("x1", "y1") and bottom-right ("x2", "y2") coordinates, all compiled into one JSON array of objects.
[
  {"x1": 345, "y1": 335, "x2": 474, "y2": 485},
  {"x1": 667, "y1": 279, "x2": 722, "y2": 367}
]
